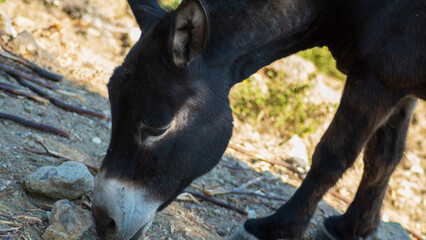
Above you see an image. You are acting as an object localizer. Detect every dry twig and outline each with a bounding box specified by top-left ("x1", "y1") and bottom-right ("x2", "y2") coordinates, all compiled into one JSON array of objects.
[
  {"x1": 0, "y1": 227, "x2": 20, "y2": 234},
  {"x1": 0, "y1": 60, "x2": 82, "y2": 99},
  {"x1": 0, "y1": 213, "x2": 42, "y2": 224},
  {"x1": 185, "y1": 191, "x2": 248, "y2": 216},
  {"x1": 9, "y1": 215, "x2": 42, "y2": 224},
  {"x1": 22, "y1": 141, "x2": 100, "y2": 172},
  {"x1": 0, "y1": 219, "x2": 22, "y2": 227},
  {"x1": 13, "y1": 76, "x2": 106, "y2": 119},
  {"x1": 0, "y1": 112, "x2": 72, "y2": 138},
  {"x1": 0, "y1": 50, "x2": 63, "y2": 82},
  {"x1": 0, "y1": 82, "x2": 48, "y2": 103},
  {"x1": 192, "y1": 177, "x2": 289, "y2": 202},
  {"x1": 406, "y1": 229, "x2": 425, "y2": 240},
  {"x1": 228, "y1": 144, "x2": 304, "y2": 178},
  {"x1": 0, "y1": 63, "x2": 58, "y2": 91},
  {"x1": 227, "y1": 144, "x2": 352, "y2": 204}
]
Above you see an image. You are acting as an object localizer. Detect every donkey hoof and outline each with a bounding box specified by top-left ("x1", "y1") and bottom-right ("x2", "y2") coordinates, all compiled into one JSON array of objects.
[
  {"x1": 315, "y1": 222, "x2": 339, "y2": 240},
  {"x1": 229, "y1": 225, "x2": 258, "y2": 240},
  {"x1": 315, "y1": 219, "x2": 363, "y2": 240}
]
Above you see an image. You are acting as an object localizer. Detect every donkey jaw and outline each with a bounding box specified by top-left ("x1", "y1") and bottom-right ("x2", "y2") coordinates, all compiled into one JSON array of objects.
[{"x1": 92, "y1": 172, "x2": 160, "y2": 240}]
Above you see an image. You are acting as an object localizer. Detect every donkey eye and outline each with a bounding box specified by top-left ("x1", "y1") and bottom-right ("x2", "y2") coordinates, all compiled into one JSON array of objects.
[
  {"x1": 138, "y1": 121, "x2": 171, "y2": 137},
  {"x1": 145, "y1": 127, "x2": 168, "y2": 136}
]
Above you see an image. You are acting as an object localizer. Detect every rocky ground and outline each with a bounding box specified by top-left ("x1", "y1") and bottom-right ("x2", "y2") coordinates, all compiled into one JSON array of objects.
[{"x1": 0, "y1": 0, "x2": 424, "y2": 239}]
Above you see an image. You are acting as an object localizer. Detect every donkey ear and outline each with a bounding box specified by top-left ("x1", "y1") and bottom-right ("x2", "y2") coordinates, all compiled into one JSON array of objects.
[
  {"x1": 128, "y1": 0, "x2": 166, "y2": 30},
  {"x1": 171, "y1": 0, "x2": 209, "y2": 67}
]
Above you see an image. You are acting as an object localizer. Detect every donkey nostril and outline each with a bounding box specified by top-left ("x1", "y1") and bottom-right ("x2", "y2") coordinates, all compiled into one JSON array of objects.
[
  {"x1": 106, "y1": 218, "x2": 117, "y2": 231},
  {"x1": 93, "y1": 206, "x2": 118, "y2": 235}
]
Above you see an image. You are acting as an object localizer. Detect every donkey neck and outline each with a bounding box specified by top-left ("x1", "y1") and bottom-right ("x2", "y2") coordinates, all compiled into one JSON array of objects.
[{"x1": 202, "y1": 0, "x2": 331, "y2": 86}]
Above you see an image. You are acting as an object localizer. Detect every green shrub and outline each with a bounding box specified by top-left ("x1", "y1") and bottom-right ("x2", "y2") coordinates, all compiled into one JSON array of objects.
[
  {"x1": 159, "y1": 0, "x2": 181, "y2": 9},
  {"x1": 230, "y1": 70, "x2": 333, "y2": 137},
  {"x1": 297, "y1": 47, "x2": 346, "y2": 80}
]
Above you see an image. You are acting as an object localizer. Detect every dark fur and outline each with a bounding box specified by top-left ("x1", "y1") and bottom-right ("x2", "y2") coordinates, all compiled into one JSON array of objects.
[{"x1": 95, "y1": 0, "x2": 425, "y2": 239}]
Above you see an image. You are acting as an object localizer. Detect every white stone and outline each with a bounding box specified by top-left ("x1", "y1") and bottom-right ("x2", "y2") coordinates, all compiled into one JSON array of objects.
[
  {"x1": 91, "y1": 137, "x2": 102, "y2": 144},
  {"x1": 129, "y1": 27, "x2": 142, "y2": 42},
  {"x1": 287, "y1": 134, "x2": 309, "y2": 168}
]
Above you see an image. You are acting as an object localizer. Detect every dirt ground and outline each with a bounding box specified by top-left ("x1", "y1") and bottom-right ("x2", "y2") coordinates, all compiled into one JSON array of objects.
[{"x1": 0, "y1": 1, "x2": 424, "y2": 239}]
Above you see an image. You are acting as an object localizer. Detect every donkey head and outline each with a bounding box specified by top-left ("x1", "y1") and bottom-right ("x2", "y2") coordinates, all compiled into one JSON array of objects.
[{"x1": 92, "y1": 0, "x2": 233, "y2": 239}]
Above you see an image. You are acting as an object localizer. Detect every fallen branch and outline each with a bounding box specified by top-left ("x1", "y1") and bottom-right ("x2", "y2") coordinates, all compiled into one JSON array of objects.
[
  {"x1": 0, "y1": 219, "x2": 22, "y2": 227},
  {"x1": 14, "y1": 76, "x2": 106, "y2": 119},
  {"x1": 0, "y1": 213, "x2": 42, "y2": 224},
  {"x1": 0, "y1": 63, "x2": 58, "y2": 91},
  {"x1": 185, "y1": 191, "x2": 248, "y2": 216},
  {"x1": 8, "y1": 215, "x2": 42, "y2": 223},
  {"x1": 0, "y1": 227, "x2": 20, "y2": 234},
  {"x1": 218, "y1": 162, "x2": 246, "y2": 171},
  {"x1": 2, "y1": 90, "x2": 21, "y2": 99},
  {"x1": 233, "y1": 176, "x2": 274, "y2": 192},
  {"x1": 328, "y1": 191, "x2": 352, "y2": 205},
  {"x1": 22, "y1": 141, "x2": 100, "y2": 172},
  {"x1": 192, "y1": 177, "x2": 289, "y2": 202},
  {"x1": 0, "y1": 82, "x2": 48, "y2": 103},
  {"x1": 225, "y1": 190, "x2": 289, "y2": 202},
  {"x1": 0, "y1": 112, "x2": 72, "y2": 138},
  {"x1": 0, "y1": 50, "x2": 63, "y2": 82},
  {"x1": 177, "y1": 192, "x2": 201, "y2": 205},
  {"x1": 406, "y1": 229, "x2": 424, "y2": 240},
  {"x1": 228, "y1": 144, "x2": 305, "y2": 178},
  {"x1": 227, "y1": 144, "x2": 352, "y2": 204}
]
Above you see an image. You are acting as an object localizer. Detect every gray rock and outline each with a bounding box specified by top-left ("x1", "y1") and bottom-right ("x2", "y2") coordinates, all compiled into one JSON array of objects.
[
  {"x1": 267, "y1": 55, "x2": 316, "y2": 81},
  {"x1": 0, "y1": 10, "x2": 17, "y2": 37},
  {"x1": 369, "y1": 222, "x2": 411, "y2": 240},
  {"x1": 24, "y1": 161, "x2": 94, "y2": 199},
  {"x1": 229, "y1": 225, "x2": 257, "y2": 240},
  {"x1": 80, "y1": 229, "x2": 99, "y2": 240},
  {"x1": 7, "y1": 30, "x2": 57, "y2": 65},
  {"x1": 43, "y1": 199, "x2": 93, "y2": 240},
  {"x1": 286, "y1": 134, "x2": 310, "y2": 169},
  {"x1": 312, "y1": 219, "x2": 411, "y2": 240}
]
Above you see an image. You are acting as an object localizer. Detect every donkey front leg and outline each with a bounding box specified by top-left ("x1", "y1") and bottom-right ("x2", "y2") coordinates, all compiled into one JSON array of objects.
[
  {"x1": 233, "y1": 73, "x2": 399, "y2": 240},
  {"x1": 320, "y1": 97, "x2": 417, "y2": 240}
]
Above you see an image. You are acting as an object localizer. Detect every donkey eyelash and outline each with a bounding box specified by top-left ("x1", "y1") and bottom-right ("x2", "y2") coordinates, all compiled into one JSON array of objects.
[
  {"x1": 141, "y1": 127, "x2": 168, "y2": 137},
  {"x1": 137, "y1": 121, "x2": 171, "y2": 139},
  {"x1": 138, "y1": 121, "x2": 171, "y2": 131}
]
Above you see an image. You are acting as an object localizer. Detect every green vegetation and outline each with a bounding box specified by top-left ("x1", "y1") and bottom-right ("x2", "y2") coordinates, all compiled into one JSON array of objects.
[
  {"x1": 159, "y1": 0, "x2": 181, "y2": 9},
  {"x1": 229, "y1": 70, "x2": 333, "y2": 137},
  {"x1": 297, "y1": 47, "x2": 346, "y2": 80}
]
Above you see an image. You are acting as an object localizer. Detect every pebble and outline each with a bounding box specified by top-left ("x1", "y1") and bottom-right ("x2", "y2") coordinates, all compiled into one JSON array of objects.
[
  {"x1": 43, "y1": 199, "x2": 93, "y2": 240},
  {"x1": 24, "y1": 161, "x2": 94, "y2": 199},
  {"x1": 129, "y1": 27, "x2": 142, "y2": 42},
  {"x1": 24, "y1": 105, "x2": 33, "y2": 113},
  {"x1": 91, "y1": 137, "x2": 102, "y2": 144},
  {"x1": 409, "y1": 165, "x2": 424, "y2": 175}
]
